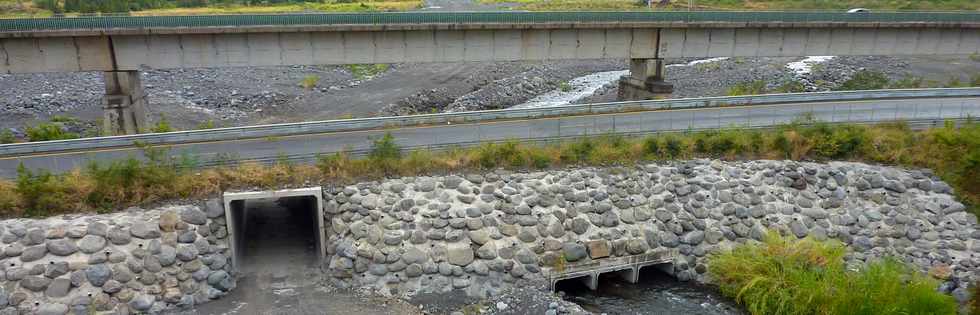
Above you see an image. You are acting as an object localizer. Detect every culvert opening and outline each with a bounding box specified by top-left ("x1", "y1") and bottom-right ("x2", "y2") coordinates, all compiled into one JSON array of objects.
[
  {"x1": 554, "y1": 275, "x2": 595, "y2": 293},
  {"x1": 224, "y1": 188, "x2": 324, "y2": 272}
]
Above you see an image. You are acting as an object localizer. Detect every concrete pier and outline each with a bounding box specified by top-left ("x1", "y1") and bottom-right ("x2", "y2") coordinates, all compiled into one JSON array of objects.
[
  {"x1": 102, "y1": 70, "x2": 148, "y2": 135},
  {"x1": 618, "y1": 58, "x2": 674, "y2": 101}
]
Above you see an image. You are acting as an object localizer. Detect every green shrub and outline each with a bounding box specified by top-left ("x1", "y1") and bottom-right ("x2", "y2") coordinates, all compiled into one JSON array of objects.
[
  {"x1": 662, "y1": 134, "x2": 683, "y2": 158},
  {"x1": 727, "y1": 80, "x2": 767, "y2": 96},
  {"x1": 15, "y1": 164, "x2": 69, "y2": 217},
  {"x1": 890, "y1": 75, "x2": 927, "y2": 89},
  {"x1": 0, "y1": 130, "x2": 15, "y2": 144},
  {"x1": 196, "y1": 120, "x2": 216, "y2": 130},
  {"x1": 528, "y1": 149, "x2": 552, "y2": 169},
  {"x1": 709, "y1": 231, "x2": 958, "y2": 315},
  {"x1": 348, "y1": 64, "x2": 390, "y2": 80},
  {"x1": 774, "y1": 80, "x2": 806, "y2": 93},
  {"x1": 560, "y1": 138, "x2": 595, "y2": 163},
  {"x1": 300, "y1": 75, "x2": 320, "y2": 89},
  {"x1": 947, "y1": 76, "x2": 966, "y2": 88},
  {"x1": 25, "y1": 123, "x2": 78, "y2": 142},
  {"x1": 559, "y1": 81, "x2": 572, "y2": 92},
  {"x1": 150, "y1": 116, "x2": 174, "y2": 133},
  {"x1": 367, "y1": 132, "x2": 401, "y2": 174},
  {"x1": 837, "y1": 70, "x2": 890, "y2": 91},
  {"x1": 642, "y1": 136, "x2": 661, "y2": 158}
]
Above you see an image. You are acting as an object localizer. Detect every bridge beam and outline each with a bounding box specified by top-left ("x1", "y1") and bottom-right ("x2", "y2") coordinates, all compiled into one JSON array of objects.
[
  {"x1": 618, "y1": 58, "x2": 673, "y2": 101},
  {"x1": 102, "y1": 70, "x2": 148, "y2": 135}
]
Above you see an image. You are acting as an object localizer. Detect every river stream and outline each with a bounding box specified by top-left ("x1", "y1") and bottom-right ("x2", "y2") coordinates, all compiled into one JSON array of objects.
[{"x1": 556, "y1": 271, "x2": 744, "y2": 315}]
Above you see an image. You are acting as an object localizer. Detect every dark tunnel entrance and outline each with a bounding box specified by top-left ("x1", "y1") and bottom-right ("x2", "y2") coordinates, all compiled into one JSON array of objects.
[
  {"x1": 240, "y1": 196, "x2": 319, "y2": 271},
  {"x1": 224, "y1": 188, "x2": 325, "y2": 272}
]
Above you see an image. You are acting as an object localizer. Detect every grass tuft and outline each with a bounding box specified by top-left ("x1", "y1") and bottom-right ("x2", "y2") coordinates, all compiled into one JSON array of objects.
[{"x1": 708, "y1": 230, "x2": 958, "y2": 315}]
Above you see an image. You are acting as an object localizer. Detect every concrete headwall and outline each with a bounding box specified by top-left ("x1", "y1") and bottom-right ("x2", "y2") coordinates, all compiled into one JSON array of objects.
[
  {"x1": 0, "y1": 203, "x2": 234, "y2": 314},
  {"x1": 321, "y1": 159, "x2": 979, "y2": 304}
]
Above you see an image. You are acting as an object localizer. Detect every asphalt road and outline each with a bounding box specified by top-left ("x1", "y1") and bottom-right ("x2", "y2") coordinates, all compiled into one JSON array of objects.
[{"x1": 1, "y1": 96, "x2": 977, "y2": 178}]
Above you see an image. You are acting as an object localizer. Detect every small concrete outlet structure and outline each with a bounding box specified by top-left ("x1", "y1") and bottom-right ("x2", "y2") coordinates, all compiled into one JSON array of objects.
[
  {"x1": 223, "y1": 187, "x2": 325, "y2": 271},
  {"x1": 548, "y1": 249, "x2": 678, "y2": 291}
]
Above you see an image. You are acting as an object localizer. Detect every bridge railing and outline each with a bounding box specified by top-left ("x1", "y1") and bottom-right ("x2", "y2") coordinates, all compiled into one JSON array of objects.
[
  {"x1": 1, "y1": 11, "x2": 978, "y2": 31},
  {"x1": 0, "y1": 88, "x2": 977, "y2": 158}
]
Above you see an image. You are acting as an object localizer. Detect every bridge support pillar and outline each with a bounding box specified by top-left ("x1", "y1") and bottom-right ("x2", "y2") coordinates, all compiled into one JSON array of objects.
[
  {"x1": 618, "y1": 58, "x2": 673, "y2": 101},
  {"x1": 102, "y1": 70, "x2": 147, "y2": 135}
]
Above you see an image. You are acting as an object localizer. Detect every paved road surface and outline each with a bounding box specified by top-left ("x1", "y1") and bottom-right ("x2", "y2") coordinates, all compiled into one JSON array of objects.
[{"x1": 1, "y1": 97, "x2": 977, "y2": 178}]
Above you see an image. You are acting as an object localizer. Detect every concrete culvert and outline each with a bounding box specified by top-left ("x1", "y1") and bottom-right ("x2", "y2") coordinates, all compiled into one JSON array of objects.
[{"x1": 223, "y1": 188, "x2": 325, "y2": 273}]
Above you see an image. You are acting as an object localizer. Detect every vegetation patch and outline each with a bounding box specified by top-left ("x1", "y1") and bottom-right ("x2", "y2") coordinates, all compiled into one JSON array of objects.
[
  {"x1": 708, "y1": 231, "x2": 958, "y2": 315},
  {"x1": 299, "y1": 74, "x2": 320, "y2": 89},
  {"x1": 0, "y1": 119, "x2": 978, "y2": 220},
  {"x1": 478, "y1": 0, "x2": 980, "y2": 11},
  {"x1": 347, "y1": 64, "x2": 390, "y2": 80},
  {"x1": 15, "y1": 0, "x2": 420, "y2": 16}
]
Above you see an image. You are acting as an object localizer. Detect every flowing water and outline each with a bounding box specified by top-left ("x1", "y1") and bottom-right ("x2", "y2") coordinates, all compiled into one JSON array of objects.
[
  {"x1": 512, "y1": 58, "x2": 732, "y2": 109},
  {"x1": 557, "y1": 271, "x2": 744, "y2": 315}
]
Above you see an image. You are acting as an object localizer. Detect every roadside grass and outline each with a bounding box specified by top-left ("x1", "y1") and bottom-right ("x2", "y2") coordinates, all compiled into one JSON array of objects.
[
  {"x1": 0, "y1": 118, "x2": 978, "y2": 220},
  {"x1": 1, "y1": 0, "x2": 421, "y2": 16},
  {"x1": 708, "y1": 231, "x2": 958, "y2": 315},
  {"x1": 479, "y1": 0, "x2": 980, "y2": 11}
]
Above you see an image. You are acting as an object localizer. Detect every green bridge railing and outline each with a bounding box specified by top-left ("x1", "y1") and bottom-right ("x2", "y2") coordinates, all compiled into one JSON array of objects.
[{"x1": 1, "y1": 11, "x2": 978, "y2": 32}]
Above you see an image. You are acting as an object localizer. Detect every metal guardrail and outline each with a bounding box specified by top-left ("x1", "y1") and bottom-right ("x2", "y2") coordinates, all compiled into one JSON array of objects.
[
  {"x1": 1, "y1": 11, "x2": 978, "y2": 32},
  {"x1": 1, "y1": 88, "x2": 977, "y2": 158}
]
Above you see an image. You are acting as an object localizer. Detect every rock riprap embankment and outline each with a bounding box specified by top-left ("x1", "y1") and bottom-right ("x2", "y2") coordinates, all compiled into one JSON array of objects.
[
  {"x1": 323, "y1": 160, "x2": 979, "y2": 305},
  {"x1": 0, "y1": 202, "x2": 233, "y2": 314}
]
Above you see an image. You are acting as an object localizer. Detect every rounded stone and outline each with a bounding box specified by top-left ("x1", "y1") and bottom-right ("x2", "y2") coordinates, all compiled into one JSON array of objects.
[
  {"x1": 78, "y1": 235, "x2": 107, "y2": 254},
  {"x1": 129, "y1": 294, "x2": 155, "y2": 311},
  {"x1": 20, "y1": 245, "x2": 46, "y2": 262},
  {"x1": 20, "y1": 275, "x2": 51, "y2": 291},
  {"x1": 108, "y1": 227, "x2": 131, "y2": 245},
  {"x1": 85, "y1": 264, "x2": 112, "y2": 287},
  {"x1": 36, "y1": 303, "x2": 68, "y2": 315},
  {"x1": 45, "y1": 239, "x2": 78, "y2": 256},
  {"x1": 180, "y1": 207, "x2": 208, "y2": 225},
  {"x1": 562, "y1": 243, "x2": 587, "y2": 262}
]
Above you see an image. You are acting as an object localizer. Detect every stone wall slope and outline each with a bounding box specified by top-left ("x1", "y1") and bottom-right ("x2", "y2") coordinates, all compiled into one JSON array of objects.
[
  {"x1": 323, "y1": 159, "x2": 979, "y2": 304},
  {"x1": 0, "y1": 202, "x2": 233, "y2": 314}
]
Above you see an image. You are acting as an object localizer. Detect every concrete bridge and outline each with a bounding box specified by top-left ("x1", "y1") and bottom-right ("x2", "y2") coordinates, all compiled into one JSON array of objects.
[
  {"x1": 2, "y1": 11, "x2": 979, "y2": 134},
  {"x1": 547, "y1": 246, "x2": 678, "y2": 291}
]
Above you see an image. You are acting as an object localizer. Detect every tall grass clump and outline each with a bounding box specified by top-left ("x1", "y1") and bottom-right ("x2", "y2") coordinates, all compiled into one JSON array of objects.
[
  {"x1": 709, "y1": 231, "x2": 958, "y2": 315},
  {"x1": 368, "y1": 132, "x2": 402, "y2": 175}
]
